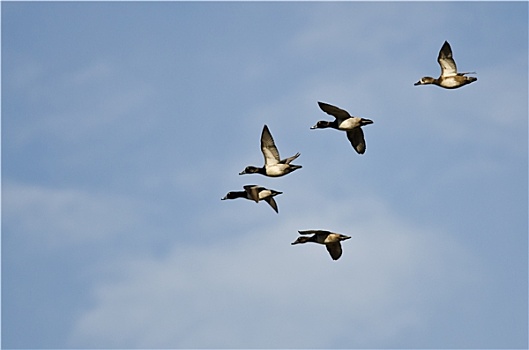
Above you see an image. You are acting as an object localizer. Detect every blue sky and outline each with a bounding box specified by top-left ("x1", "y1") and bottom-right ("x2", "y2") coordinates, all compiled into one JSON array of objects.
[{"x1": 2, "y1": 1, "x2": 527, "y2": 349}]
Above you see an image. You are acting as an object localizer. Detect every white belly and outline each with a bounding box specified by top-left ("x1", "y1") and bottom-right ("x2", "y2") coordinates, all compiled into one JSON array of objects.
[
  {"x1": 258, "y1": 189, "x2": 272, "y2": 199},
  {"x1": 265, "y1": 164, "x2": 289, "y2": 177},
  {"x1": 322, "y1": 234, "x2": 340, "y2": 244},
  {"x1": 338, "y1": 118, "x2": 360, "y2": 130},
  {"x1": 440, "y1": 77, "x2": 462, "y2": 88}
]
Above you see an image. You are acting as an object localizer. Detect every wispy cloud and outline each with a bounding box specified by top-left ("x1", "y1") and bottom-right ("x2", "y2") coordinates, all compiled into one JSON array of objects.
[{"x1": 68, "y1": 195, "x2": 482, "y2": 348}]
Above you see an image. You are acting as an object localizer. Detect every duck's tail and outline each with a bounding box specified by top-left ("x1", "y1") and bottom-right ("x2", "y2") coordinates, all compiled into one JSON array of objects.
[{"x1": 282, "y1": 152, "x2": 301, "y2": 164}]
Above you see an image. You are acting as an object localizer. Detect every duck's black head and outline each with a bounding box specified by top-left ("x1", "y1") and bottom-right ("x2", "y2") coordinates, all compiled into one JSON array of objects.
[
  {"x1": 310, "y1": 120, "x2": 335, "y2": 129},
  {"x1": 291, "y1": 236, "x2": 314, "y2": 245},
  {"x1": 221, "y1": 191, "x2": 245, "y2": 200},
  {"x1": 239, "y1": 166, "x2": 262, "y2": 175},
  {"x1": 414, "y1": 77, "x2": 436, "y2": 86}
]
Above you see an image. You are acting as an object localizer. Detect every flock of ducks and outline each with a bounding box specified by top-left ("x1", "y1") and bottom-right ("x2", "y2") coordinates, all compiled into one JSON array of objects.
[{"x1": 222, "y1": 41, "x2": 477, "y2": 260}]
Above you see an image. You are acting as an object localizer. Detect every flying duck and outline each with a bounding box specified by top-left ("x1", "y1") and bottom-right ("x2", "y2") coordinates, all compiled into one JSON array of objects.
[
  {"x1": 414, "y1": 41, "x2": 477, "y2": 89},
  {"x1": 291, "y1": 230, "x2": 351, "y2": 260},
  {"x1": 311, "y1": 101, "x2": 373, "y2": 154},
  {"x1": 239, "y1": 124, "x2": 302, "y2": 177},
  {"x1": 222, "y1": 185, "x2": 282, "y2": 213}
]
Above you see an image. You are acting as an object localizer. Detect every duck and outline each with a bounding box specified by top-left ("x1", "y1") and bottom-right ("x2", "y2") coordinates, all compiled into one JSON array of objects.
[
  {"x1": 221, "y1": 185, "x2": 282, "y2": 213},
  {"x1": 414, "y1": 41, "x2": 477, "y2": 89},
  {"x1": 311, "y1": 101, "x2": 373, "y2": 154},
  {"x1": 239, "y1": 124, "x2": 302, "y2": 177},
  {"x1": 291, "y1": 230, "x2": 351, "y2": 260}
]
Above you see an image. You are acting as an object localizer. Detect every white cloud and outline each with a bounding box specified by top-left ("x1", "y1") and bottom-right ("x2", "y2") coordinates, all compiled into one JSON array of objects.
[{"x1": 68, "y1": 195, "x2": 482, "y2": 348}]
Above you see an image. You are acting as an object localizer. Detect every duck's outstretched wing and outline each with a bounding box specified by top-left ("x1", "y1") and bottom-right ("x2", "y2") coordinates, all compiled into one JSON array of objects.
[
  {"x1": 243, "y1": 185, "x2": 261, "y2": 203},
  {"x1": 326, "y1": 242, "x2": 343, "y2": 260},
  {"x1": 298, "y1": 229, "x2": 331, "y2": 235},
  {"x1": 261, "y1": 125, "x2": 280, "y2": 166},
  {"x1": 437, "y1": 41, "x2": 457, "y2": 77},
  {"x1": 346, "y1": 128, "x2": 367, "y2": 154},
  {"x1": 264, "y1": 197, "x2": 279, "y2": 213},
  {"x1": 318, "y1": 102, "x2": 351, "y2": 121}
]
